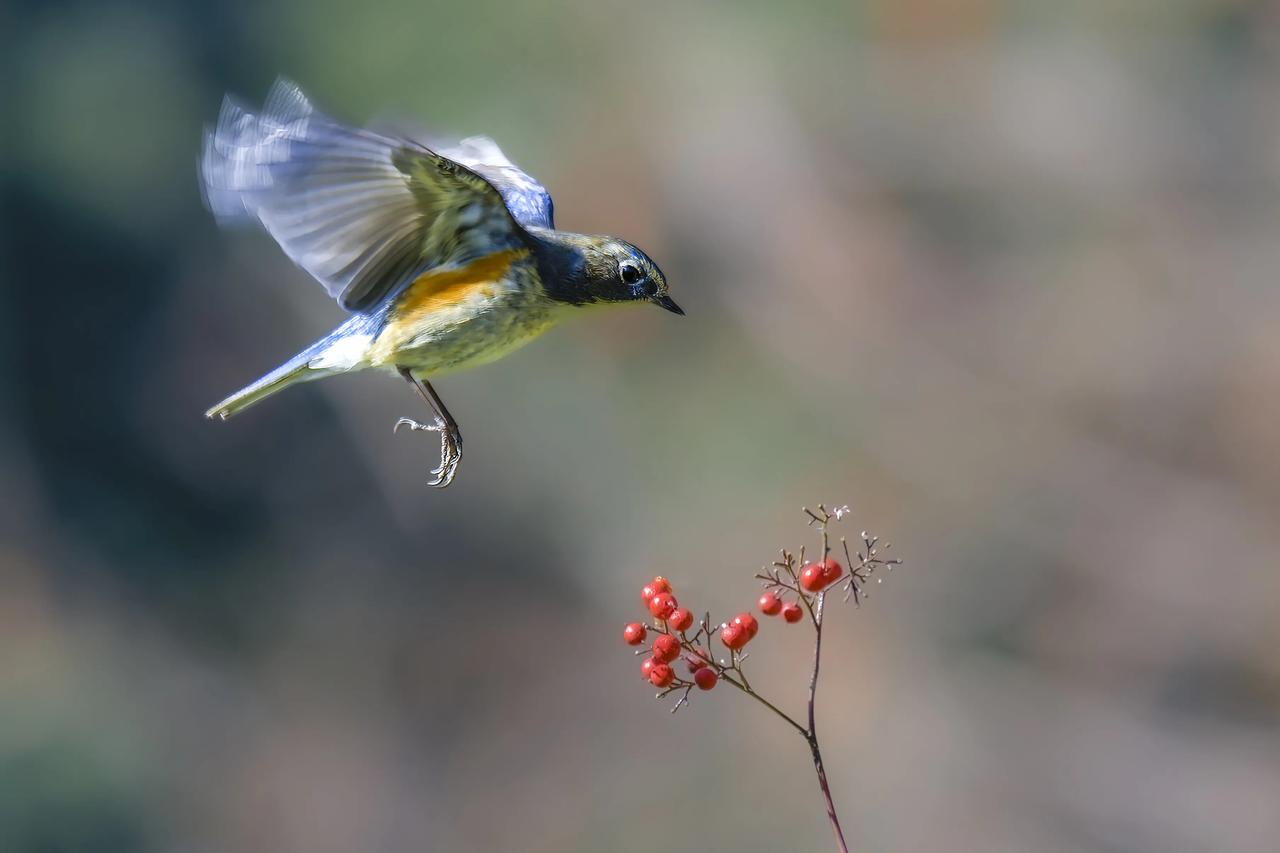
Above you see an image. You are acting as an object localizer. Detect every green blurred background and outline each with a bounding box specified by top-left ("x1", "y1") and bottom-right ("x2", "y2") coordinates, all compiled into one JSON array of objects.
[{"x1": 3, "y1": 1, "x2": 1279, "y2": 851}]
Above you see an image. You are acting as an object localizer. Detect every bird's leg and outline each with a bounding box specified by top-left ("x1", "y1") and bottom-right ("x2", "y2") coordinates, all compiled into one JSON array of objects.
[{"x1": 393, "y1": 367, "x2": 463, "y2": 488}]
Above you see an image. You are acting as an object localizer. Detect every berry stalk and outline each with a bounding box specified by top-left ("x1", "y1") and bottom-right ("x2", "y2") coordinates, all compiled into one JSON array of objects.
[
  {"x1": 807, "y1": 589, "x2": 847, "y2": 853},
  {"x1": 621, "y1": 505, "x2": 901, "y2": 852}
]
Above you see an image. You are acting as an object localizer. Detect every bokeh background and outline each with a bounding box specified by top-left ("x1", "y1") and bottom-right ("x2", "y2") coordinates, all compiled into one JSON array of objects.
[{"x1": 3, "y1": 1, "x2": 1280, "y2": 851}]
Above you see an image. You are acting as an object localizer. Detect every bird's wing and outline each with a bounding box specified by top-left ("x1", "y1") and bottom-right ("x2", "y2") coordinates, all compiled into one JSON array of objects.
[
  {"x1": 435, "y1": 136, "x2": 554, "y2": 229},
  {"x1": 201, "y1": 79, "x2": 528, "y2": 313}
]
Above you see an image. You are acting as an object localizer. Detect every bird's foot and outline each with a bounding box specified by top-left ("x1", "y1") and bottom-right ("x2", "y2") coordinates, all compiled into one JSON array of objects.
[{"x1": 394, "y1": 416, "x2": 463, "y2": 488}]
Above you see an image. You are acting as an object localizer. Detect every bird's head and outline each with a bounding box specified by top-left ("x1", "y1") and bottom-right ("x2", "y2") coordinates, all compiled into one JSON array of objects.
[{"x1": 537, "y1": 233, "x2": 682, "y2": 315}]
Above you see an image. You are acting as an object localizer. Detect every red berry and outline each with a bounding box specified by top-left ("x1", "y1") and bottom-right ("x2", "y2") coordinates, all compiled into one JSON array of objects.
[
  {"x1": 652, "y1": 633, "x2": 681, "y2": 663},
  {"x1": 669, "y1": 607, "x2": 695, "y2": 632},
  {"x1": 719, "y1": 621, "x2": 748, "y2": 650},
  {"x1": 693, "y1": 667, "x2": 718, "y2": 690},
  {"x1": 800, "y1": 563, "x2": 831, "y2": 592},
  {"x1": 781, "y1": 602, "x2": 804, "y2": 623},
  {"x1": 733, "y1": 612, "x2": 759, "y2": 638},
  {"x1": 647, "y1": 592, "x2": 678, "y2": 619},
  {"x1": 758, "y1": 592, "x2": 783, "y2": 616},
  {"x1": 818, "y1": 558, "x2": 844, "y2": 584},
  {"x1": 640, "y1": 657, "x2": 659, "y2": 679},
  {"x1": 685, "y1": 646, "x2": 712, "y2": 670},
  {"x1": 623, "y1": 622, "x2": 647, "y2": 646},
  {"x1": 648, "y1": 662, "x2": 675, "y2": 688},
  {"x1": 640, "y1": 576, "x2": 673, "y2": 604}
]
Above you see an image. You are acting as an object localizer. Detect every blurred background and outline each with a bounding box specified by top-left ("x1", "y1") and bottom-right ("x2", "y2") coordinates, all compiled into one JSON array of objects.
[{"x1": 3, "y1": 1, "x2": 1279, "y2": 851}]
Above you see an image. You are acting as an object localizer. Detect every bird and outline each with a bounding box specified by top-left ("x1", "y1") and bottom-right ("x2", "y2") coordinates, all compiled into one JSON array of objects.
[{"x1": 201, "y1": 80, "x2": 682, "y2": 487}]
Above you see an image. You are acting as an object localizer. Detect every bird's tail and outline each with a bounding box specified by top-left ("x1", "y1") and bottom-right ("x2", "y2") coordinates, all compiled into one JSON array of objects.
[
  {"x1": 205, "y1": 351, "x2": 322, "y2": 420},
  {"x1": 206, "y1": 322, "x2": 373, "y2": 420}
]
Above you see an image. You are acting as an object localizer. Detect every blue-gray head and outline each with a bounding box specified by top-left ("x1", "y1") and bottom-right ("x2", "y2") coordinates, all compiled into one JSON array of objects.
[{"x1": 533, "y1": 232, "x2": 682, "y2": 315}]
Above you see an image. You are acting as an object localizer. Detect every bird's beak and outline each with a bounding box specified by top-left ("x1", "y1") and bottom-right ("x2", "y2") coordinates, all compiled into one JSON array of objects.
[{"x1": 653, "y1": 294, "x2": 685, "y2": 316}]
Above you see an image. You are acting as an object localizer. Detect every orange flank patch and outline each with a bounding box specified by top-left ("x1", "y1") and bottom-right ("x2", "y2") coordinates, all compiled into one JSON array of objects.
[
  {"x1": 393, "y1": 249, "x2": 527, "y2": 321},
  {"x1": 368, "y1": 248, "x2": 529, "y2": 367}
]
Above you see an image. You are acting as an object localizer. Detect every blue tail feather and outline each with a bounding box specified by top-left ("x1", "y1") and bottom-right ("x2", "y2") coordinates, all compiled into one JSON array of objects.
[{"x1": 205, "y1": 315, "x2": 381, "y2": 420}]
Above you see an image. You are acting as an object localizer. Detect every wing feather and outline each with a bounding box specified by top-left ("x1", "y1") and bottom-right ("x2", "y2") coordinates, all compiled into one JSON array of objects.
[
  {"x1": 201, "y1": 79, "x2": 527, "y2": 313},
  {"x1": 436, "y1": 136, "x2": 555, "y2": 229}
]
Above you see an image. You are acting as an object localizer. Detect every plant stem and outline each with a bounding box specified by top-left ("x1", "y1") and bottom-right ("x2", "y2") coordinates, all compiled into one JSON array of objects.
[
  {"x1": 807, "y1": 590, "x2": 849, "y2": 853},
  {"x1": 718, "y1": 672, "x2": 809, "y2": 738},
  {"x1": 689, "y1": 509, "x2": 852, "y2": 851},
  {"x1": 672, "y1": 624, "x2": 809, "y2": 738}
]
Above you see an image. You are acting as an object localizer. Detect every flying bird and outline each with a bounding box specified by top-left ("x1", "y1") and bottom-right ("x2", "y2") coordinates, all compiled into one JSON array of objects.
[{"x1": 201, "y1": 80, "x2": 681, "y2": 487}]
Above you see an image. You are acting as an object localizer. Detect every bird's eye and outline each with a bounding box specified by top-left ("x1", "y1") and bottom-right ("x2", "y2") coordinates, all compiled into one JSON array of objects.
[{"x1": 619, "y1": 260, "x2": 644, "y2": 285}]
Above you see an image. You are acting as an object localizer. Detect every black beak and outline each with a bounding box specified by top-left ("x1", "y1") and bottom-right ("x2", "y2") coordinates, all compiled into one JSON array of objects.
[{"x1": 653, "y1": 294, "x2": 685, "y2": 316}]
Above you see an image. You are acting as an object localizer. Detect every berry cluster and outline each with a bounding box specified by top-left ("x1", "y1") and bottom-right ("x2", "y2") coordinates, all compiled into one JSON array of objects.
[
  {"x1": 623, "y1": 560, "x2": 847, "y2": 707},
  {"x1": 621, "y1": 507, "x2": 900, "y2": 717},
  {"x1": 623, "y1": 570, "x2": 793, "y2": 711},
  {"x1": 624, "y1": 574, "x2": 753, "y2": 701},
  {"x1": 616, "y1": 505, "x2": 903, "y2": 852}
]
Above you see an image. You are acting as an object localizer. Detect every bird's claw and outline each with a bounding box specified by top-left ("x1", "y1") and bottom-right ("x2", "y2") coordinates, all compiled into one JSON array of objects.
[
  {"x1": 393, "y1": 416, "x2": 441, "y2": 435},
  {"x1": 394, "y1": 416, "x2": 462, "y2": 488}
]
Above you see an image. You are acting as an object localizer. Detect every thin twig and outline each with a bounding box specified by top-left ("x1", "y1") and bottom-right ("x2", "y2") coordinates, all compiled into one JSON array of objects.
[{"x1": 806, "y1": 589, "x2": 849, "y2": 853}]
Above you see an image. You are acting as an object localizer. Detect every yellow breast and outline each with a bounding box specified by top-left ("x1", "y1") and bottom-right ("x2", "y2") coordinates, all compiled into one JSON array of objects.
[{"x1": 368, "y1": 248, "x2": 546, "y2": 370}]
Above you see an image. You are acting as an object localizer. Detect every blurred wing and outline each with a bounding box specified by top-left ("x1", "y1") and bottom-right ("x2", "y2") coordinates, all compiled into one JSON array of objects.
[
  {"x1": 201, "y1": 80, "x2": 527, "y2": 313},
  {"x1": 436, "y1": 136, "x2": 554, "y2": 229}
]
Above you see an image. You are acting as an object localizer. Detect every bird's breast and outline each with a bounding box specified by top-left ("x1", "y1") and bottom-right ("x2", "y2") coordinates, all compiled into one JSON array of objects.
[{"x1": 368, "y1": 251, "x2": 560, "y2": 374}]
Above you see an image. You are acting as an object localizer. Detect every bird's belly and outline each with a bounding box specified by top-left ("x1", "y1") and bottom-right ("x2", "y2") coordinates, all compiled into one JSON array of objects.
[
  {"x1": 404, "y1": 308, "x2": 559, "y2": 375},
  {"x1": 371, "y1": 286, "x2": 559, "y2": 376}
]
